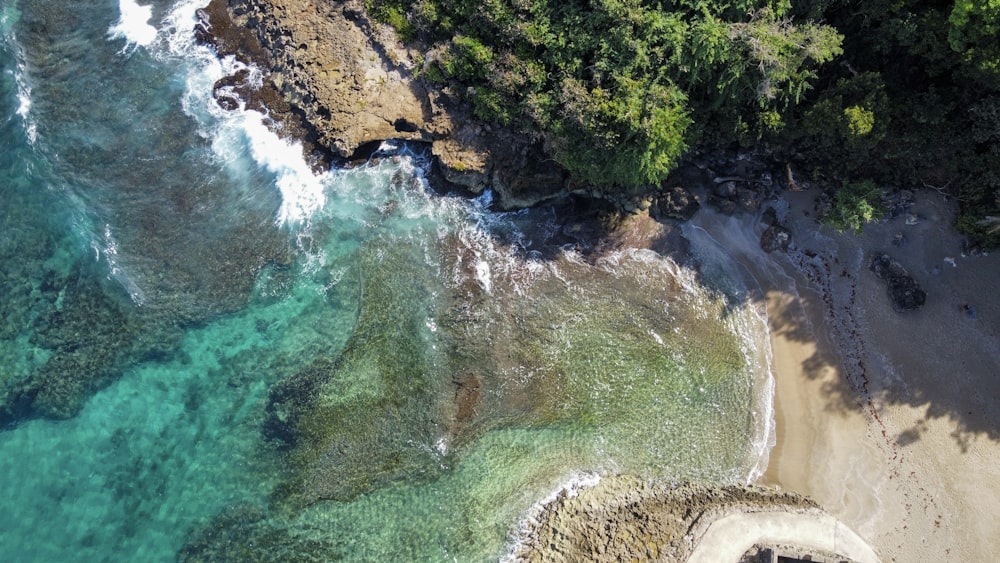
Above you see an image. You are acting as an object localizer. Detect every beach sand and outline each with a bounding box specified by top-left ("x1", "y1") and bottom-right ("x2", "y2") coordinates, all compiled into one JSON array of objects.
[{"x1": 699, "y1": 189, "x2": 1000, "y2": 562}]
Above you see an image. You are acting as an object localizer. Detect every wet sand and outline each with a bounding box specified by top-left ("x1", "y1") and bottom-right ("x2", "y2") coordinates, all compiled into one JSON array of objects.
[{"x1": 703, "y1": 190, "x2": 1000, "y2": 562}]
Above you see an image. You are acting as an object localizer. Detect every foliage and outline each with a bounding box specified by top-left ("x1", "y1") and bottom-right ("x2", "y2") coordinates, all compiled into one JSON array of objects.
[
  {"x1": 824, "y1": 180, "x2": 886, "y2": 234},
  {"x1": 370, "y1": 0, "x2": 842, "y2": 188},
  {"x1": 948, "y1": 0, "x2": 1000, "y2": 84},
  {"x1": 791, "y1": 0, "x2": 1000, "y2": 245},
  {"x1": 790, "y1": 72, "x2": 889, "y2": 179},
  {"x1": 365, "y1": 0, "x2": 417, "y2": 42}
]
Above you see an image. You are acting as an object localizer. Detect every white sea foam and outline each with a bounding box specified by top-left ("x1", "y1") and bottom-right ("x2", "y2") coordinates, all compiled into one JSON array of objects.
[
  {"x1": 239, "y1": 114, "x2": 329, "y2": 224},
  {"x1": 13, "y1": 63, "x2": 36, "y2": 143},
  {"x1": 158, "y1": 0, "x2": 329, "y2": 226},
  {"x1": 101, "y1": 224, "x2": 146, "y2": 305},
  {"x1": 108, "y1": 0, "x2": 158, "y2": 52}
]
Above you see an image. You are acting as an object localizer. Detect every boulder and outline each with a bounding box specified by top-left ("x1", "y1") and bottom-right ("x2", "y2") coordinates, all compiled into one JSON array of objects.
[
  {"x1": 736, "y1": 186, "x2": 761, "y2": 212},
  {"x1": 760, "y1": 225, "x2": 792, "y2": 253},
  {"x1": 869, "y1": 252, "x2": 926, "y2": 312},
  {"x1": 650, "y1": 186, "x2": 700, "y2": 221},
  {"x1": 714, "y1": 180, "x2": 737, "y2": 199},
  {"x1": 761, "y1": 206, "x2": 779, "y2": 227},
  {"x1": 709, "y1": 194, "x2": 738, "y2": 215}
]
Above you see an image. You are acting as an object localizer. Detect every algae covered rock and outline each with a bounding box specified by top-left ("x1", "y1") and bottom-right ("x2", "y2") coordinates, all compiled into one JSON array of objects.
[{"x1": 512, "y1": 475, "x2": 819, "y2": 562}]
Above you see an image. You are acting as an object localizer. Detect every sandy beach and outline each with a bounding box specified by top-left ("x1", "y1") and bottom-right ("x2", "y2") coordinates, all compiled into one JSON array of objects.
[{"x1": 701, "y1": 189, "x2": 1000, "y2": 562}]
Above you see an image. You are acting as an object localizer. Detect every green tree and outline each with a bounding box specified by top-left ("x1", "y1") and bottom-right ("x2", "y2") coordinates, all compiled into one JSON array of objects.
[
  {"x1": 825, "y1": 180, "x2": 886, "y2": 233},
  {"x1": 949, "y1": 0, "x2": 1000, "y2": 84}
]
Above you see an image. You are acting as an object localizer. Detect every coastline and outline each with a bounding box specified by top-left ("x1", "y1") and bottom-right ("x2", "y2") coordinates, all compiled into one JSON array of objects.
[{"x1": 193, "y1": 3, "x2": 1000, "y2": 560}]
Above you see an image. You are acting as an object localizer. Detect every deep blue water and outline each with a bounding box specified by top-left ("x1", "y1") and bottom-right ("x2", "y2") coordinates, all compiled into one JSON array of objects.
[{"x1": 0, "y1": 1, "x2": 773, "y2": 560}]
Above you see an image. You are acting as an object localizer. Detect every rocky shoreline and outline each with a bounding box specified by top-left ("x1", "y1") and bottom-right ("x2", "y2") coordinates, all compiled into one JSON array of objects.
[
  {"x1": 197, "y1": 0, "x2": 574, "y2": 209},
  {"x1": 195, "y1": 0, "x2": 806, "y2": 216}
]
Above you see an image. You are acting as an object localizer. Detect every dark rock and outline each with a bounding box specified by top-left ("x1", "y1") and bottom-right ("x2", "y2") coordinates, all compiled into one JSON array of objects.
[
  {"x1": 883, "y1": 189, "x2": 915, "y2": 219},
  {"x1": 709, "y1": 195, "x2": 738, "y2": 215},
  {"x1": 757, "y1": 170, "x2": 773, "y2": 189},
  {"x1": 869, "y1": 252, "x2": 926, "y2": 312},
  {"x1": 262, "y1": 359, "x2": 331, "y2": 449},
  {"x1": 714, "y1": 180, "x2": 737, "y2": 199},
  {"x1": 814, "y1": 193, "x2": 832, "y2": 220},
  {"x1": 761, "y1": 206, "x2": 778, "y2": 227},
  {"x1": 760, "y1": 225, "x2": 792, "y2": 253},
  {"x1": 736, "y1": 186, "x2": 760, "y2": 212},
  {"x1": 212, "y1": 69, "x2": 254, "y2": 111},
  {"x1": 492, "y1": 149, "x2": 568, "y2": 209},
  {"x1": 961, "y1": 303, "x2": 977, "y2": 319},
  {"x1": 650, "y1": 186, "x2": 700, "y2": 221}
]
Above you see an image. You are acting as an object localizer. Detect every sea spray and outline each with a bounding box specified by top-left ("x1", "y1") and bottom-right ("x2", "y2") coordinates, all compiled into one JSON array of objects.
[
  {"x1": 1, "y1": 8, "x2": 36, "y2": 144},
  {"x1": 107, "y1": 0, "x2": 158, "y2": 52},
  {"x1": 158, "y1": 1, "x2": 329, "y2": 227}
]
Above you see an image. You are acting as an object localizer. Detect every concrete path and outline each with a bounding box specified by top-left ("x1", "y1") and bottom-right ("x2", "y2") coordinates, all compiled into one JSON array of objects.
[{"x1": 687, "y1": 510, "x2": 880, "y2": 563}]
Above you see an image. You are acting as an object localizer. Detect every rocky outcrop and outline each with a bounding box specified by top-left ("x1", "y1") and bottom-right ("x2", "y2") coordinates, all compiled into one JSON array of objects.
[
  {"x1": 870, "y1": 252, "x2": 926, "y2": 312},
  {"x1": 197, "y1": 0, "x2": 566, "y2": 208},
  {"x1": 512, "y1": 475, "x2": 819, "y2": 562},
  {"x1": 224, "y1": 0, "x2": 433, "y2": 156}
]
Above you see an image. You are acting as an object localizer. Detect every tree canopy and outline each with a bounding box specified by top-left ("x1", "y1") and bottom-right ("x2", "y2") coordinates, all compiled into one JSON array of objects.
[
  {"x1": 373, "y1": 0, "x2": 842, "y2": 187},
  {"x1": 369, "y1": 0, "x2": 1000, "y2": 246}
]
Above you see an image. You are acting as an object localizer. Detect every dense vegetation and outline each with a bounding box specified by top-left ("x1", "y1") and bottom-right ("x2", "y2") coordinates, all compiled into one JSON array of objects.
[{"x1": 367, "y1": 0, "x2": 1000, "y2": 245}]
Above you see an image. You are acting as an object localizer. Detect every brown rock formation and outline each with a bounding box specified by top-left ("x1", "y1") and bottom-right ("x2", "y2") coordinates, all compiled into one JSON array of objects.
[
  {"x1": 198, "y1": 0, "x2": 567, "y2": 208},
  {"x1": 512, "y1": 476, "x2": 820, "y2": 562}
]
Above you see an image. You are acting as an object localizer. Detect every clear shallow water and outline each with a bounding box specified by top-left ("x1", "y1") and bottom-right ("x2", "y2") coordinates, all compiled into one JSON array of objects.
[{"x1": 0, "y1": 1, "x2": 772, "y2": 560}]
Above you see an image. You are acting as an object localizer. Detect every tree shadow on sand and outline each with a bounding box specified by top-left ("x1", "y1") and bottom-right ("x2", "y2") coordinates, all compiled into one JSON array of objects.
[{"x1": 735, "y1": 206, "x2": 1000, "y2": 452}]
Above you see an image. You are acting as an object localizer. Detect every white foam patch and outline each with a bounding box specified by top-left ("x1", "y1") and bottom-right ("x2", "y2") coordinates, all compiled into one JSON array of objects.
[
  {"x1": 107, "y1": 0, "x2": 158, "y2": 51},
  {"x1": 14, "y1": 67, "x2": 29, "y2": 118},
  {"x1": 474, "y1": 256, "x2": 492, "y2": 293},
  {"x1": 156, "y1": 0, "x2": 328, "y2": 226},
  {"x1": 101, "y1": 224, "x2": 146, "y2": 305},
  {"x1": 13, "y1": 63, "x2": 36, "y2": 143},
  {"x1": 237, "y1": 113, "x2": 329, "y2": 224}
]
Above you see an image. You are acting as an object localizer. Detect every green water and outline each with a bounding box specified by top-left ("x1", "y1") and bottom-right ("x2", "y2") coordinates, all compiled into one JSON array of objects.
[{"x1": 0, "y1": 1, "x2": 773, "y2": 560}]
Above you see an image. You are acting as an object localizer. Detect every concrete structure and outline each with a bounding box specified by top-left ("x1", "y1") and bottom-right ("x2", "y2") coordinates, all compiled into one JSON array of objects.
[{"x1": 687, "y1": 510, "x2": 880, "y2": 563}]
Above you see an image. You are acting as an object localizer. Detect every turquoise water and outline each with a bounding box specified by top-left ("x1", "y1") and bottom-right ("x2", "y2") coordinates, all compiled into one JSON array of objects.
[{"x1": 0, "y1": 1, "x2": 772, "y2": 560}]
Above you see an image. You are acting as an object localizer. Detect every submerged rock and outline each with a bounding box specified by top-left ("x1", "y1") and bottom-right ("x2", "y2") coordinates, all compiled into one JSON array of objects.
[
  {"x1": 870, "y1": 252, "x2": 926, "y2": 312},
  {"x1": 271, "y1": 241, "x2": 447, "y2": 506},
  {"x1": 178, "y1": 503, "x2": 339, "y2": 562}
]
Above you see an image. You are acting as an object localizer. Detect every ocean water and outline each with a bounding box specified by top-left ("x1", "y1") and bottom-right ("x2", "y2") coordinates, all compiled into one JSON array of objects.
[{"x1": 0, "y1": 1, "x2": 773, "y2": 561}]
